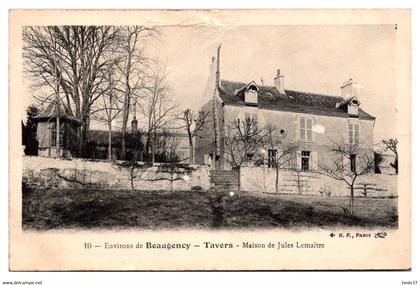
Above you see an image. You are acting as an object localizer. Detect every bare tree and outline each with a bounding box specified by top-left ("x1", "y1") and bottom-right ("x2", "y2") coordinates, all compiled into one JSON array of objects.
[
  {"x1": 91, "y1": 60, "x2": 124, "y2": 160},
  {"x1": 319, "y1": 141, "x2": 374, "y2": 215},
  {"x1": 117, "y1": 26, "x2": 158, "y2": 159},
  {"x1": 23, "y1": 26, "x2": 122, "y2": 156},
  {"x1": 224, "y1": 117, "x2": 265, "y2": 191},
  {"x1": 179, "y1": 109, "x2": 210, "y2": 164},
  {"x1": 139, "y1": 60, "x2": 178, "y2": 164},
  {"x1": 161, "y1": 130, "x2": 182, "y2": 163},
  {"x1": 263, "y1": 124, "x2": 298, "y2": 194},
  {"x1": 382, "y1": 138, "x2": 398, "y2": 174}
]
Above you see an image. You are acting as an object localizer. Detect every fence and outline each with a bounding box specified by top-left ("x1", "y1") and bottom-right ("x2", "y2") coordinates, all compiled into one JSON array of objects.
[{"x1": 240, "y1": 166, "x2": 397, "y2": 198}]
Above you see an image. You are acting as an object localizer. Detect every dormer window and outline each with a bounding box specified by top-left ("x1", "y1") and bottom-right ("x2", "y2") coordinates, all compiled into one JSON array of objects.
[
  {"x1": 244, "y1": 83, "x2": 259, "y2": 106},
  {"x1": 248, "y1": 85, "x2": 258, "y2": 91},
  {"x1": 336, "y1": 96, "x2": 360, "y2": 117},
  {"x1": 348, "y1": 98, "x2": 360, "y2": 117}
]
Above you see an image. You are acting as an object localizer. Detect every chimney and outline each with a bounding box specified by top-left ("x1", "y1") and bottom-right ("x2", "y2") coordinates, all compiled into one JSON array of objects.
[
  {"x1": 274, "y1": 69, "x2": 285, "y2": 95},
  {"x1": 340, "y1": 78, "x2": 356, "y2": 99},
  {"x1": 215, "y1": 44, "x2": 221, "y2": 89},
  {"x1": 208, "y1": 44, "x2": 222, "y2": 90}
]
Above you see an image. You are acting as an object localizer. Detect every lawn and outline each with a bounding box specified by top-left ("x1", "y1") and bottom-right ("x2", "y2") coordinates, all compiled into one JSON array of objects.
[{"x1": 22, "y1": 187, "x2": 398, "y2": 230}]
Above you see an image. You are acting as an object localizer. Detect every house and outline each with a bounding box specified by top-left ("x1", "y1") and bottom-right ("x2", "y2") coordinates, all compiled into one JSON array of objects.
[
  {"x1": 34, "y1": 101, "x2": 82, "y2": 158},
  {"x1": 195, "y1": 47, "x2": 375, "y2": 171}
]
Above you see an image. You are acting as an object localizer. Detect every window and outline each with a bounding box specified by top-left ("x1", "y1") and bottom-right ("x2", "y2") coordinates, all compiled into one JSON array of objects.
[
  {"x1": 300, "y1": 118, "x2": 312, "y2": 141},
  {"x1": 246, "y1": 153, "x2": 254, "y2": 165},
  {"x1": 350, "y1": 154, "x2": 357, "y2": 173},
  {"x1": 252, "y1": 113, "x2": 258, "y2": 130},
  {"x1": 245, "y1": 113, "x2": 258, "y2": 133},
  {"x1": 245, "y1": 85, "x2": 258, "y2": 105},
  {"x1": 248, "y1": 85, "x2": 258, "y2": 91},
  {"x1": 301, "y1": 151, "x2": 311, "y2": 171},
  {"x1": 349, "y1": 123, "x2": 359, "y2": 144},
  {"x1": 268, "y1": 149, "x2": 277, "y2": 168},
  {"x1": 51, "y1": 124, "x2": 64, "y2": 147},
  {"x1": 348, "y1": 99, "x2": 360, "y2": 117}
]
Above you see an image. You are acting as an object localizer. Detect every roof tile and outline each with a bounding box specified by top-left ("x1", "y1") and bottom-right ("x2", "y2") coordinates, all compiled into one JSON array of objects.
[{"x1": 218, "y1": 80, "x2": 375, "y2": 120}]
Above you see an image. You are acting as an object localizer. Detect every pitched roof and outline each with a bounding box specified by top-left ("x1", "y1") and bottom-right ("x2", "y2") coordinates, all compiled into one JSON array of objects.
[
  {"x1": 35, "y1": 101, "x2": 82, "y2": 124},
  {"x1": 218, "y1": 80, "x2": 375, "y2": 120}
]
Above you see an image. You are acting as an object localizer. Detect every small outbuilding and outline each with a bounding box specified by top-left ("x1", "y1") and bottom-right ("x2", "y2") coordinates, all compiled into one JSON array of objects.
[{"x1": 34, "y1": 102, "x2": 81, "y2": 158}]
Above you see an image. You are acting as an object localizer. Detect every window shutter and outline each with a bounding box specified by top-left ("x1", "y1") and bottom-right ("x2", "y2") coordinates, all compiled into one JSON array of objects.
[
  {"x1": 306, "y1": 119, "x2": 312, "y2": 141},
  {"x1": 311, "y1": 151, "x2": 318, "y2": 171},
  {"x1": 354, "y1": 124, "x2": 359, "y2": 143},
  {"x1": 253, "y1": 113, "x2": 258, "y2": 130},
  {"x1": 300, "y1": 117, "x2": 305, "y2": 141},
  {"x1": 296, "y1": 150, "x2": 301, "y2": 170}
]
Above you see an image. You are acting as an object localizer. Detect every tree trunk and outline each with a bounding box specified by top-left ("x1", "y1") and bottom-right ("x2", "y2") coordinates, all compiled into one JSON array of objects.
[
  {"x1": 79, "y1": 117, "x2": 90, "y2": 158},
  {"x1": 121, "y1": 130, "x2": 127, "y2": 161},
  {"x1": 395, "y1": 158, "x2": 398, "y2": 174},
  {"x1": 151, "y1": 132, "x2": 156, "y2": 164},
  {"x1": 108, "y1": 123, "x2": 112, "y2": 161},
  {"x1": 56, "y1": 115, "x2": 60, "y2": 158},
  {"x1": 237, "y1": 167, "x2": 241, "y2": 192},
  {"x1": 130, "y1": 161, "x2": 135, "y2": 190},
  {"x1": 275, "y1": 166, "x2": 279, "y2": 194},
  {"x1": 187, "y1": 125, "x2": 194, "y2": 164},
  {"x1": 121, "y1": 63, "x2": 132, "y2": 161},
  {"x1": 189, "y1": 140, "x2": 194, "y2": 164},
  {"x1": 349, "y1": 186, "x2": 355, "y2": 216},
  {"x1": 121, "y1": 99, "x2": 130, "y2": 161}
]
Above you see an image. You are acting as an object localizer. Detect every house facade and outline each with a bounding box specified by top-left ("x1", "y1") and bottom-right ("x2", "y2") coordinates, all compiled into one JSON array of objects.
[{"x1": 195, "y1": 49, "x2": 375, "y2": 171}]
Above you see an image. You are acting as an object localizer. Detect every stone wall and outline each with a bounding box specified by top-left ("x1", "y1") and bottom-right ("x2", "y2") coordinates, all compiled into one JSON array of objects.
[
  {"x1": 23, "y1": 156, "x2": 211, "y2": 191},
  {"x1": 240, "y1": 166, "x2": 397, "y2": 198}
]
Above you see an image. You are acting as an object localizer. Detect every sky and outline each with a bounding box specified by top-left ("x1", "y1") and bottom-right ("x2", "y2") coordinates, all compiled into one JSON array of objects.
[
  {"x1": 149, "y1": 24, "x2": 397, "y2": 142},
  {"x1": 24, "y1": 24, "x2": 397, "y2": 142}
]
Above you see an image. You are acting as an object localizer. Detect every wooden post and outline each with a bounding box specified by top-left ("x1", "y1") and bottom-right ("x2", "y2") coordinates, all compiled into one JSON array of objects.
[
  {"x1": 56, "y1": 113, "x2": 60, "y2": 158},
  {"x1": 108, "y1": 65, "x2": 113, "y2": 161},
  {"x1": 55, "y1": 64, "x2": 60, "y2": 158}
]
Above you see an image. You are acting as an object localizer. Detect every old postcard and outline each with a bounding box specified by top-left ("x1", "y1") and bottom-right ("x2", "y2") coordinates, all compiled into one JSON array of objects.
[{"x1": 9, "y1": 9, "x2": 411, "y2": 270}]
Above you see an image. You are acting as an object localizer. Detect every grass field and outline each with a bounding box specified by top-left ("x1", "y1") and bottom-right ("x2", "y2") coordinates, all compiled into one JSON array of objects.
[{"x1": 22, "y1": 187, "x2": 398, "y2": 230}]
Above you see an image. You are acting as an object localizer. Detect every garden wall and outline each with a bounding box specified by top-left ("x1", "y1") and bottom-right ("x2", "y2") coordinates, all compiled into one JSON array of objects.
[
  {"x1": 240, "y1": 167, "x2": 397, "y2": 198},
  {"x1": 23, "y1": 156, "x2": 211, "y2": 191}
]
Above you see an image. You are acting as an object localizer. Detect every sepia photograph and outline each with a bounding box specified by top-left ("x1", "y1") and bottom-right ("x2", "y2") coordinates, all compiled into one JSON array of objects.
[
  {"x1": 20, "y1": 24, "x2": 399, "y2": 230},
  {"x1": 8, "y1": 9, "x2": 411, "y2": 271}
]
